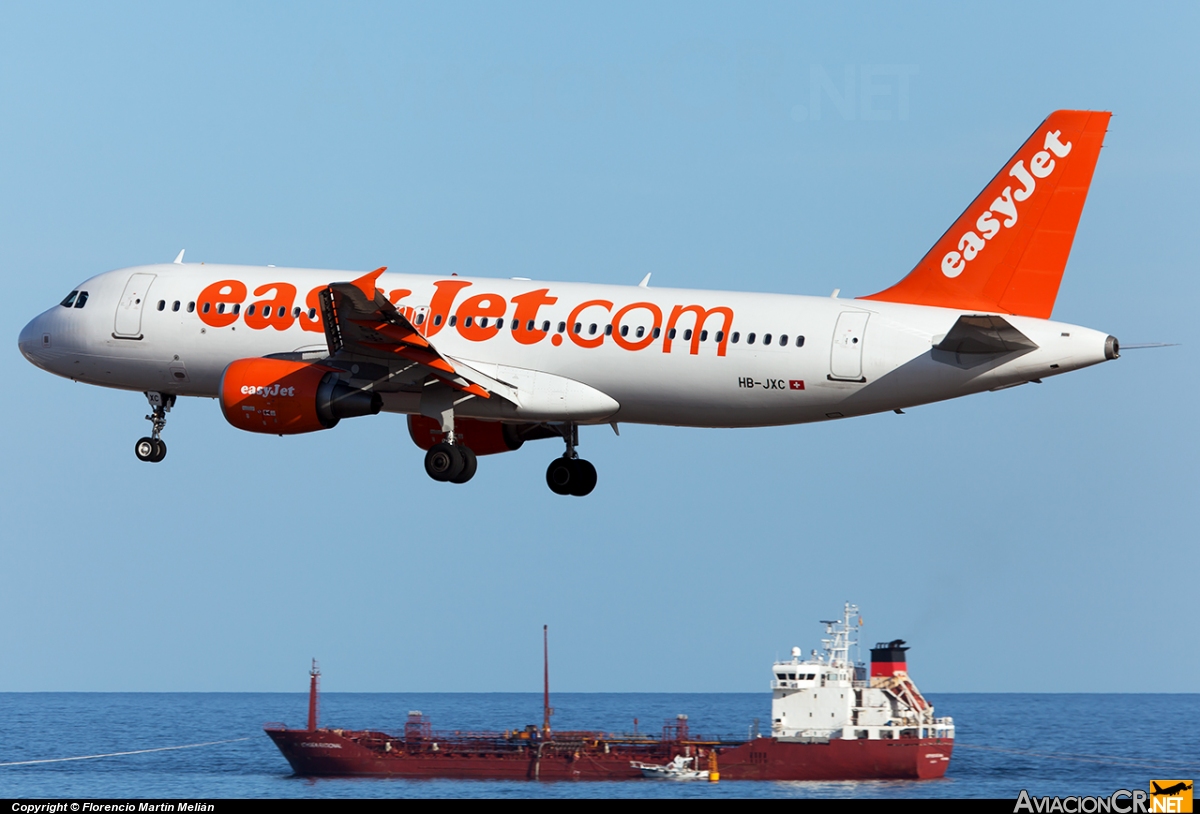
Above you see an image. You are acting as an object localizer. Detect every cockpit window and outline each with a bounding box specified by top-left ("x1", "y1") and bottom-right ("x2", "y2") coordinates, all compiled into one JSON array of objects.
[
  {"x1": 74, "y1": 291, "x2": 89, "y2": 308},
  {"x1": 60, "y1": 291, "x2": 78, "y2": 307}
]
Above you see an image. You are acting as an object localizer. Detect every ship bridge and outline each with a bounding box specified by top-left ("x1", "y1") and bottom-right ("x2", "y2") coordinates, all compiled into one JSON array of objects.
[{"x1": 769, "y1": 603, "x2": 954, "y2": 743}]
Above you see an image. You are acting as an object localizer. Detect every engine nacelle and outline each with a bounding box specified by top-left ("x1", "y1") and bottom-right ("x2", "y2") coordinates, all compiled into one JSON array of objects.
[
  {"x1": 220, "y1": 358, "x2": 382, "y2": 435},
  {"x1": 407, "y1": 415, "x2": 526, "y2": 456}
]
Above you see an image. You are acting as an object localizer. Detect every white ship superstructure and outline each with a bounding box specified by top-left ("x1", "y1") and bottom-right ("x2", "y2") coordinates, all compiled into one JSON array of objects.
[{"x1": 770, "y1": 603, "x2": 955, "y2": 743}]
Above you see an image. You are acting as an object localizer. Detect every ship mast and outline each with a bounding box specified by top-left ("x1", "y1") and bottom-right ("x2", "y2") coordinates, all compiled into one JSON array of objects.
[
  {"x1": 542, "y1": 625, "x2": 553, "y2": 737},
  {"x1": 820, "y1": 602, "x2": 860, "y2": 668},
  {"x1": 307, "y1": 658, "x2": 320, "y2": 732}
]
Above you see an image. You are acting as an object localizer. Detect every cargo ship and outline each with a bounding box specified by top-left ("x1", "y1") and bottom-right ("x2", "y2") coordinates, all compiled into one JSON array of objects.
[{"x1": 265, "y1": 604, "x2": 954, "y2": 780}]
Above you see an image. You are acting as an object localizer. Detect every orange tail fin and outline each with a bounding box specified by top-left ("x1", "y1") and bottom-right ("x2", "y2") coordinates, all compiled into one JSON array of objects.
[{"x1": 861, "y1": 110, "x2": 1111, "y2": 318}]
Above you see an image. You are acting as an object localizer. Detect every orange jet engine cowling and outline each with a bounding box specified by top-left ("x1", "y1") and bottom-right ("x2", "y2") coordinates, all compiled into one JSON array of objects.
[
  {"x1": 407, "y1": 415, "x2": 526, "y2": 456},
  {"x1": 220, "y1": 358, "x2": 382, "y2": 435}
]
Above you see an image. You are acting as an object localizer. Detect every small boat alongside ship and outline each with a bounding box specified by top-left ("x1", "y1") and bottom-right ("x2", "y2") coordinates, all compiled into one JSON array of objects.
[
  {"x1": 631, "y1": 755, "x2": 710, "y2": 781},
  {"x1": 264, "y1": 604, "x2": 954, "y2": 781}
]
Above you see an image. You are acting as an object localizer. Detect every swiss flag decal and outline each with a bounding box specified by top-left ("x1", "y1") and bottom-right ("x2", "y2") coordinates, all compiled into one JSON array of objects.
[{"x1": 789, "y1": 380, "x2": 805, "y2": 390}]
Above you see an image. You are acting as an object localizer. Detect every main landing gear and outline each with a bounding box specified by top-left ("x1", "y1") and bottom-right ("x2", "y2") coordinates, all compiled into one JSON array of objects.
[
  {"x1": 545, "y1": 424, "x2": 597, "y2": 497},
  {"x1": 424, "y1": 441, "x2": 478, "y2": 485},
  {"x1": 415, "y1": 408, "x2": 596, "y2": 495},
  {"x1": 135, "y1": 391, "x2": 175, "y2": 463}
]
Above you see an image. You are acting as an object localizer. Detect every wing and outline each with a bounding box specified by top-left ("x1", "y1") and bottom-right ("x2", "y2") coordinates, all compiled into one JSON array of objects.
[{"x1": 318, "y1": 267, "x2": 501, "y2": 401}]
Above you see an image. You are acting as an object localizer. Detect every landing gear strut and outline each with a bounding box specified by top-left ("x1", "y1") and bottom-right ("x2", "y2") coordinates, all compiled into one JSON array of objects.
[
  {"x1": 546, "y1": 424, "x2": 597, "y2": 497},
  {"x1": 135, "y1": 391, "x2": 174, "y2": 463},
  {"x1": 418, "y1": 388, "x2": 480, "y2": 485}
]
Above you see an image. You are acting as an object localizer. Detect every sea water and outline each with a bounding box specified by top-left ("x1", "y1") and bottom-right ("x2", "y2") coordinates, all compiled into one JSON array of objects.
[{"x1": 2, "y1": 693, "x2": 1197, "y2": 799}]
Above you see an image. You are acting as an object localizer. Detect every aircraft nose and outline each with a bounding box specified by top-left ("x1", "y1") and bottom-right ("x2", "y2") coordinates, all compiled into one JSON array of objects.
[{"x1": 18, "y1": 312, "x2": 49, "y2": 366}]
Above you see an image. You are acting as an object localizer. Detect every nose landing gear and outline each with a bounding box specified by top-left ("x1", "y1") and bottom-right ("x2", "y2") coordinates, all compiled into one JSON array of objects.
[
  {"x1": 135, "y1": 391, "x2": 175, "y2": 463},
  {"x1": 545, "y1": 424, "x2": 597, "y2": 497},
  {"x1": 134, "y1": 437, "x2": 165, "y2": 463}
]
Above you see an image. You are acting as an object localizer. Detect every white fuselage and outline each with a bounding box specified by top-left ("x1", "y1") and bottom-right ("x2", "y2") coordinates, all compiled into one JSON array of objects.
[{"x1": 18, "y1": 263, "x2": 1115, "y2": 428}]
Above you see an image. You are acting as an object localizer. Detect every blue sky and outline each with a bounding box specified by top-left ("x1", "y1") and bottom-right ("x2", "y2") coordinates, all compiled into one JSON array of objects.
[{"x1": 1, "y1": 2, "x2": 1196, "y2": 693}]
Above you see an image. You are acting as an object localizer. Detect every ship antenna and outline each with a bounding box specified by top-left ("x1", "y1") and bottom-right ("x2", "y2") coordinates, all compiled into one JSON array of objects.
[
  {"x1": 307, "y1": 658, "x2": 321, "y2": 732},
  {"x1": 542, "y1": 625, "x2": 553, "y2": 737}
]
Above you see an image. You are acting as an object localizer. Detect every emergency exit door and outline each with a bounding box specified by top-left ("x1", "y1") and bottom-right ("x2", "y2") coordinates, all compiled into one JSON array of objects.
[{"x1": 830, "y1": 311, "x2": 869, "y2": 381}]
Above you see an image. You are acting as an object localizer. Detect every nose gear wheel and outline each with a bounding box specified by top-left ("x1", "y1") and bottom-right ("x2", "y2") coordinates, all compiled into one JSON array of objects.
[{"x1": 135, "y1": 437, "x2": 166, "y2": 463}]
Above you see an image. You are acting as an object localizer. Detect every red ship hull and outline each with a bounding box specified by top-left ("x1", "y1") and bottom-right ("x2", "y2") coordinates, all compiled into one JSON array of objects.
[
  {"x1": 265, "y1": 728, "x2": 952, "y2": 781},
  {"x1": 266, "y1": 728, "x2": 673, "y2": 780},
  {"x1": 715, "y1": 737, "x2": 952, "y2": 780}
]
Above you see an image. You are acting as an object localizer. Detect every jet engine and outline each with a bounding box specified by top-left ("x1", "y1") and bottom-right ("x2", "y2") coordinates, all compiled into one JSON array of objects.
[
  {"x1": 407, "y1": 415, "x2": 528, "y2": 455},
  {"x1": 220, "y1": 358, "x2": 382, "y2": 435}
]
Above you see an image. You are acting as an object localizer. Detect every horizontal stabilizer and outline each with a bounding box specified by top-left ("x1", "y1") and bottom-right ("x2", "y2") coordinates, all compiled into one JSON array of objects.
[{"x1": 933, "y1": 315, "x2": 1038, "y2": 355}]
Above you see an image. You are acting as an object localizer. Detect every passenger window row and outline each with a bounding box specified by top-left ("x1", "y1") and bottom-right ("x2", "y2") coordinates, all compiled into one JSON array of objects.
[
  {"x1": 146, "y1": 296, "x2": 805, "y2": 349},
  {"x1": 412, "y1": 315, "x2": 806, "y2": 349},
  {"x1": 730, "y1": 332, "x2": 805, "y2": 347},
  {"x1": 163, "y1": 299, "x2": 318, "y2": 320}
]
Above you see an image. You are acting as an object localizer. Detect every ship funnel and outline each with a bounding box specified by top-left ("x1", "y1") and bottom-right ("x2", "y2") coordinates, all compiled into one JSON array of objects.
[{"x1": 870, "y1": 639, "x2": 909, "y2": 679}]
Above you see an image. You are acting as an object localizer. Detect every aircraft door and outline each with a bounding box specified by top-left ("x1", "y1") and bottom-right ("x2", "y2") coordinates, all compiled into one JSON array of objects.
[
  {"x1": 830, "y1": 311, "x2": 869, "y2": 381},
  {"x1": 113, "y1": 273, "x2": 157, "y2": 339}
]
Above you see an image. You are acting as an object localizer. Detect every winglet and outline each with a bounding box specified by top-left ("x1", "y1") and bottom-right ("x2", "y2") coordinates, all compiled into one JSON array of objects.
[
  {"x1": 173, "y1": 250, "x2": 185, "y2": 265},
  {"x1": 351, "y1": 267, "x2": 387, "y2": 298},
  {"x1": 861, "y1": 110, "x2": 1111, "y2": 319},
  {"x1": 638, "y1": 273, "x2": 652, "y2": 288}
]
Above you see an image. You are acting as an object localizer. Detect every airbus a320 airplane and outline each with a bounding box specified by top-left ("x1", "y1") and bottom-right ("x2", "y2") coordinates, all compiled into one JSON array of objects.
[{"x1": 19, "y1": 110, "x2": 1119, "y2": 496}]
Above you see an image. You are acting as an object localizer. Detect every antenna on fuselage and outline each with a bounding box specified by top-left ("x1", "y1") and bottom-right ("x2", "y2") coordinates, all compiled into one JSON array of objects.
[
  {"x1": 638, "y1": 273, "x2": 651, "y2": 288},
  {"x1": 173, "y1": 250, "x2": 185, "y2": 265}
]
